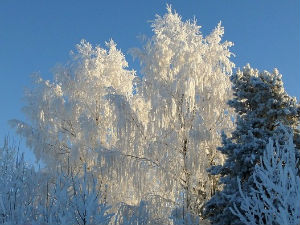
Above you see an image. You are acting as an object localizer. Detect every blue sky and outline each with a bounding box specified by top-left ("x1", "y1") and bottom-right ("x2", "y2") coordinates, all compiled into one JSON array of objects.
[{"x1": 0, "y1": 0, "x2": 299, "y2": 163}]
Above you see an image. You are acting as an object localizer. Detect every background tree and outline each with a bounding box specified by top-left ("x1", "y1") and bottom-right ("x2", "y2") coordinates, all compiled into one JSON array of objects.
[{"x1": 204, "y1": 65, "x2": 300, "y2": 225}]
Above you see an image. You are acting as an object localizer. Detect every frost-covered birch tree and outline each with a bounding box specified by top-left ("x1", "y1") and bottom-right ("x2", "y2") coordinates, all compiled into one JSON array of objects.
[
  {"x1": 10, "y1": 6, "x2": 235, "y2": 222},
  {"x1": 9, "y1": 39, "x2": 140, "y2": 205},
  {"x1": 131, "y1": 6, "x2": 234, "y2": 216},
  {"x1": 10, "y1": 40, "x2": 135, "y2": 169}
]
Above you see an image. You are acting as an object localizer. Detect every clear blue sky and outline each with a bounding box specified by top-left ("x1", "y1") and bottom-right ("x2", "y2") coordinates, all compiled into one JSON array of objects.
[{"x1": 0, "y1": 0, "x2": 299, "y2": 163}]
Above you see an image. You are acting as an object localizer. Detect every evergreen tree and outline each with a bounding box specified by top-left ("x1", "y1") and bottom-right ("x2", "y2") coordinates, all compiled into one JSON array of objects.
[
  {"x1": 231, "y1": 125, "x2": 300, "y2": 225},
  {"x1": 204, "y1": 65, "x2": 300, "y2": 225}
]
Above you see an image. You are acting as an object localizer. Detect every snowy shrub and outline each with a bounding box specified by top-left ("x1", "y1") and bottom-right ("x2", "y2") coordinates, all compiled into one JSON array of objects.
[
  {"x1": 0, "y1": 139, "x2": 39, "y2": 225},
  {"x1": 170, "y1": 207, "x2": 200, "y2": 225},
  {"x1": 44, "y1": 165, "x2": 114, "y2": 225},
  {"x1": 0, "y1": 141, "x2": 113, "y2": 225},
  {"x1": 114, "y1": 201, "x2": 151, "y2": 225}
]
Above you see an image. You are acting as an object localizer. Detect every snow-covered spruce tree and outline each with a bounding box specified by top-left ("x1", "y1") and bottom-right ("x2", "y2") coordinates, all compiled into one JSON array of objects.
[
  {"x1": 231, "y1": 125, "x2": 300, "y2": 225},
  {"x1": 204, "y1": 65, "x2": 300, "y2": 225},
  {"x1": 131, "y1": 6, "x2": 234, "y2": 219}
]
